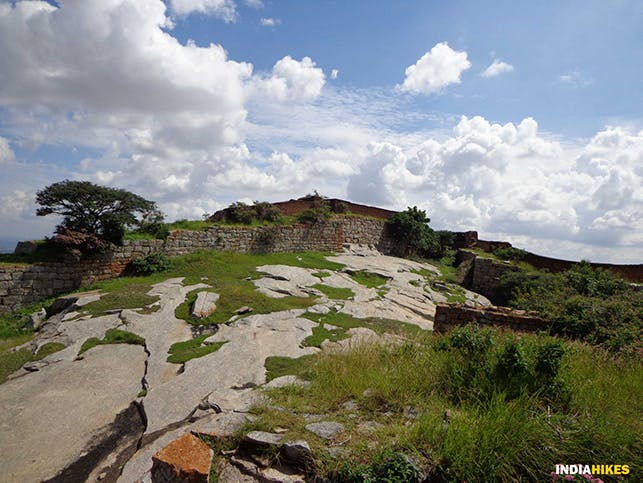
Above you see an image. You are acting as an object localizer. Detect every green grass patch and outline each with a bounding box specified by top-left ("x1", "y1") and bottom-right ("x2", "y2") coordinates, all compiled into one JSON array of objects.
[
  {"x1": 301, "y1": 310, "x2": 421, "y2": 347},
  {"x1": 80, "y1": 284, "x2": 160, "y2": 316},
  {"x1": 0, "y1": 296, "x2": 60, "y2": 339},
  {"x1": 348, "y1": 270, "x2": 389, "y2": 288},
  {"x1": 302, "y1": 324, "x2": 350, "y2": 348},
  {"x1": 0, "y1": 340, "x2": 65, "y2": 384},
  {"x1": 250, "y1": 327, "x2": 642, "y2": 481},
  {"x1": 264, "y1": 354, "x2": 319, "y2": 382},
  {"x1": 79, "y1": 328, "x2": 145, "y2": 355},
  {"x1": 311, "y1": 284, "x2": 354, "y2": 300},
  {"x1": 312, "y1": 271, "x2": 331, "y2": 279},
  {"x1": 167, "y1": 335, "x2": 227, "y2": 364},
  {"x1": 166, "y1": 219, "x2": 215, "y2": 231}
]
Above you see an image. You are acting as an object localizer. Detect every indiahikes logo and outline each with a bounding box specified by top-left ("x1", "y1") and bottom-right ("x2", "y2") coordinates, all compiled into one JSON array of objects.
[{"x1": 552, "y1": 464, "x2": 631, "y2": 481}]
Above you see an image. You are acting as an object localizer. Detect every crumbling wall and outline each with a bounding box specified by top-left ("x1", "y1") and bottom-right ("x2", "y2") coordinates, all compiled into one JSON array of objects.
[{"x1": 433, "y1": 303, "x2": 549, "y2": 333}]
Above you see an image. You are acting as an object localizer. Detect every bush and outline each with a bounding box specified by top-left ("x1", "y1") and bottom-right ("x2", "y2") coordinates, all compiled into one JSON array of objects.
[
  {"x1": 493, "y1": 246, "x2": 528, "y2": 261},
  {"x1": 223, "y1": 201, "x2": 283, "y2": 224},
  {"x1": 297, "y1": 207, "x2": 331, "y2": 224},
  {"x1": 129, "y1": 252, "x2": 171, "y2": 275},
  {"x1": 386, "y1": 207, "x2": 450, "y2": 258},
  {"x1": 496, "y1": 265, "x2": 641, "y2": 353}
]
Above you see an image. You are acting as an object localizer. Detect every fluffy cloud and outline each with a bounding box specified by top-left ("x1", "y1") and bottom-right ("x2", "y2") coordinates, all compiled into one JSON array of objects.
[
  {"x1": 170, "y1": 0, "x2": 237, "y2": 21},
  {"x1": 0, "y1": 136, "x2": 14, "y2": 165},
  {"x1": 260, "y1": 17, "x2": 279, "y2": 27},
  {"x1": 331, "y1": 69, "x2": 339, "y2": 80},
  {"x1": 398, "y1": 42, "x2": 471, "y2": 95},
  {"x1": 347, "y1": 117, "x2": 643, "y2": 261},
  {"x1": 481, "y1": 59, "x2": 514, "y2": 78},
  {"x1": 253, "y1": 56, "x2": 326, "y2": 102}
]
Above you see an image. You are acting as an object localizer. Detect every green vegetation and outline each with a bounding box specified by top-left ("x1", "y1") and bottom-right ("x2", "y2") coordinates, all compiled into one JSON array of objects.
[
  {"x1": 301, "y1": 310, "x2": 421, "y2": 348},
  {"x1": 311, "y1": 283, "x2": 354, "y2": 300},
  {"x1": 36, "y1": 180, "x2": 161, "y2": 252},
  {"x1": 386, "y1": 206, "x2": 453, "y2": 259},
  {"x1": 166, "y1": 219, "x2": 214, "y2": 231},
  {"x1": 1, "y1": 341, "x2": 65, "y2": 384},
  {"x1": 312, "y1": 271, "x2": 331, "y2": 279},
  {"x1": 348, "y1": 270, "x2": 389, "y2": 288},
  {"x1": 264, "y1": 354, "x2": 318, "y2": 382},
  {"x1": 81, "y1": 284, "x2": 160, "y2": 317},
  {"x1": 496, "y1": 261, "x2": 641, "y2": 353},
  {"x1": 253, "y1": 325, "x2": 642, "y2": 481},
  {"x1": 167, "y1": 335, "x2": 227, "y2": 364},
  {"x1": 79, "y1": 328, "x2": 145, "y2": 355},
  {"x1": 172, "y1": 251, "x2": 343, "y2": 325},
  {"x1": 129, "y1": 252, "x2": 171, "y2": 275}
]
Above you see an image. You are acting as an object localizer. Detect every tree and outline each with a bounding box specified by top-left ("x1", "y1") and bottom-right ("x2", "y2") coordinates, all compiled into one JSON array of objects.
[
  {"x1": 36, "y1": 180, "x2": 159, "y2": 251},
  {"x1": 386, "y1": 206, "x2": 441, "y2": 257}
]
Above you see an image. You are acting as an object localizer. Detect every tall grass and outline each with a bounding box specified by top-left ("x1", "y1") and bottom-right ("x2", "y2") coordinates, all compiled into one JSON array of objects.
[{"x1": 250, "y1": 326, "x2": 642, "y2": 481}]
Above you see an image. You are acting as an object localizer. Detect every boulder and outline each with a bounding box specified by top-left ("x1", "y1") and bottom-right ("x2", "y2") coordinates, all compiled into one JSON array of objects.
[
  {"x1": 191, "y1": 292, "x2": 219, "y2": 318},
  {"x1": 244, "y1": 431, "x2": 283, "y2": 449},
  {"x1": 26, "y1": 308, "x2": 47, "y2": 330},
  {"x1": 282, "y1": 440, "x2": 312, "y2": 465},
  {"x1": 151, "y1": 433, "x2": 213, "y2": 483},
  {"x1": 304, "y1": 421, "x2": 344, "y2": 440}
]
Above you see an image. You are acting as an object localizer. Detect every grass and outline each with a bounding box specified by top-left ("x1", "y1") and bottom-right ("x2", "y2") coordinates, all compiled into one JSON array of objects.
[
  {"x1": 166, "y1": 219, "x2": 215, "y2": 231},
  {"x1": 348, "y1": 270, "x2": 389, "y2": 288},
  {"x1": 79, "y1": 328, "x2": 145, "y2": 355},
  {"x1": 0, "y1": 340, "x2": 65, "y2": 384},
  {"x1": 311, "y1": 284, "x2": 354, "y2": 300},
  {"x1": 264, "y1": 354, "x2": 319, "y2": 382},
  {"x1": 167, "y1": 335, "x2": 227, "y2": 364},
  {"x1": 301, "y1": 310, "x2": 422, "y2": 348},
  {"x1": 80, "y1": 283, "x2": 160, "y2": 316},
  {"x1": 312, "y1": 271, "x2": 331, "y2": 279},
  {"x1": 170, "y1": 251, "x2": 343, "y2": 325},
  {"x1": 250, "y1": 327, "x2": 642, "y2": 481}
]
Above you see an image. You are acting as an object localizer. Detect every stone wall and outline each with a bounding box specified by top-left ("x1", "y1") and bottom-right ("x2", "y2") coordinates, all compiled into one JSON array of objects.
[
  {"x1": 0, "y1": 240, "x2": 163, "y2": 315},
  {"x1": 0, "y1": 217, "x2": 392, "y2": 315},
  {"x1": 466, "y1": 256, "x2": 518, "y2": 302},
  {"x1": 433, "y1": 303, "x2": 549, "y2": 334}
]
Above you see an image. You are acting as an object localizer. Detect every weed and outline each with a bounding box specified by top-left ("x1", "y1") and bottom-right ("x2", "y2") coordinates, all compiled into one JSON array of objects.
[
  {"x1": 348, "y1": 270, "x2": 389, "y2": 288},
  {"x1": 79, "y1": 328, "x2": 145, "y2": 355},
  {"x1": 0, "y1": 340, "x2": 65, "y2": 384},
  {"x1": 311, "y1": 284, "x2": 354, "y2": 300},
  {"x1": 167, "y1": 336, "x2": 227, "y2": 364}
]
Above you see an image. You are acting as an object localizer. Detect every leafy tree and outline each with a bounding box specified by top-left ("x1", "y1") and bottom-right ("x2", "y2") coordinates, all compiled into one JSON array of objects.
[
  {"x1": 386, "y1": 206, "x2": 441, "y2": 257},
  {"x1": 36, "y1": 180, "x2": 159, "y2": 250}
]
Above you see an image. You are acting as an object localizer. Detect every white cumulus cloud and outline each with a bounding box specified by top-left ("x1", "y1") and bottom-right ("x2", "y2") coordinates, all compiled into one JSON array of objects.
[
  {"x1": 398, "y1": 42, "x2": 471, "y2": 95},
  {"x1": 253, "y1": 56, "x2": 326, "y2": 102},
  {"x1": 481, "y1": 59, "x2": 514, "y2": 78},
  {"x1": 260, "y1": 17, "x2": 279, "y2": 27},
  {"x1": 170, "y1": 0, "x2": 237, "y2": 21}
]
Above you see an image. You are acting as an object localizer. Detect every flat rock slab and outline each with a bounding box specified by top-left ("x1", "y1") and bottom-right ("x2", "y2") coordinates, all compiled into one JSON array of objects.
[
  {"x1": 122, "y1": 279, "x2": 209, "y2": 389},
  {"x1": 305, "y1": 421, "x2": 345, "y2": 440},
  {"x1": 151, "y1": 433, "x2": 213, "y2": 483},
  {"x1": 142, "y1": 310, "x2": 317, "y2": 435},
  {"x1": 0, "y1": 344, "x2": 146, "y2": 482},
  {"x1": 245, "y1": 431, "x2": 283, "y2": 448},
  {"x1": 191, "y1": 291, "x2": 220, "y2": 318},
  {"x1": 263, "y1": 375, "x2": 310, "y2": 390}
]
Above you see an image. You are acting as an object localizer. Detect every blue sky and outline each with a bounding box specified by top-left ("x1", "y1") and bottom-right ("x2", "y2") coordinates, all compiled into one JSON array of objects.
[{"x1": 0, "y1": 0, "x2": 641, "y2": 262}]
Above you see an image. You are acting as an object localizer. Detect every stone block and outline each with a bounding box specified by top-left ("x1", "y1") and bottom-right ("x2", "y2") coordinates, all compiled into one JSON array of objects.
[{"x1": 151, "y1": 433, "x2": 213, "y2": 483}]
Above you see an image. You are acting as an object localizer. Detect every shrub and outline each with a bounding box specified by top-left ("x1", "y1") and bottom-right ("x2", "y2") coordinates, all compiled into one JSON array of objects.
[
  {"x1": 129, "y1": 252, "x2": 171, "y2": 275},
  {"x1": 252, "y1": 201, "x2": 282, "y2": 222},
  {"x1": 225, "y1": 201, "x2": 255, "y2": 224},
  {"x1": 493, "y1": 246, "x2": 528, "y2": 261},
  {"x1": 385, "y1": 206, "x2": 451, "y2": 258},
  {"x1": 297, "y1": 206, "x2": 331, "y2": 224}
]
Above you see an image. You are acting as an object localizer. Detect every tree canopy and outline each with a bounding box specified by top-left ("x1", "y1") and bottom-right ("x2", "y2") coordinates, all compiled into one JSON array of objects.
[{"x1": 36, "y1": 180, "x2": 159, "y2": 249}]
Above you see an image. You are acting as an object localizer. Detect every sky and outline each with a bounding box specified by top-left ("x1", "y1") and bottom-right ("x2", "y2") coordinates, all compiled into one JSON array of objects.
[{"x1": 0, "y1": 0, "x2": 641, "y2": 262}]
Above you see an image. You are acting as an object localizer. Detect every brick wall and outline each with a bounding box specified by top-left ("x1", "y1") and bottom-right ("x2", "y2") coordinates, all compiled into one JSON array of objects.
[{"x1": 433, "y1": 303, "x2": 549, "y2": 334}]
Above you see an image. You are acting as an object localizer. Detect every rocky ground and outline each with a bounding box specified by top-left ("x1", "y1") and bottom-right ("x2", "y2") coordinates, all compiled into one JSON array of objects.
[{"x1": 0, "y1": 246, "x2": 489, "y2": 482}]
